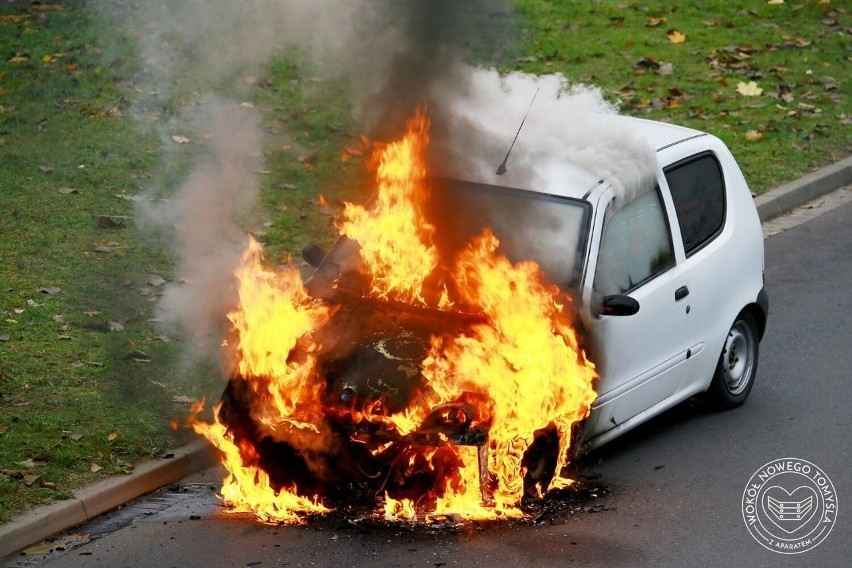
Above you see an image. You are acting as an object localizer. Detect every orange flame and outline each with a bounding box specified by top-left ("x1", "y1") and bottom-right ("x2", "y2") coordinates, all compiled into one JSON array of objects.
[
  {"x1": 193, "y1": 405, "x2": 330, "y2": 524},
  {"x1": 192, "y1": 107, "x2": 597, "y2": 524},
  {"x1": 337, "y1": 108, "x2": 438, "y2": 304}
]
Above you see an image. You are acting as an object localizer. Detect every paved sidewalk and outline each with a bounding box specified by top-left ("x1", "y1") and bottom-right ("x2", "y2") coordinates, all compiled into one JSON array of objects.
[{"x1": 1, "y1": 154, "x2": 850, "y2": 560}]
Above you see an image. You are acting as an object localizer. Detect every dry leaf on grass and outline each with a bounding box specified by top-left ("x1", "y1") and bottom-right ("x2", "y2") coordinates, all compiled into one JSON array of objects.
[
  {"x1": 171, "y1": 135, "x2": 190, "y2": 144},
  {"x1": 737, "y1": 81, "x2": 763, "y2": 96},
  {"x1": 172, "y1": 395, "x2": 198, "y2": 404},
  {"x1": 92, "y1": 243, "x2": 120, "y2": 253},
  {"x1": 666, "y1": 29, "x2": 686, "y2": 43},
  {"x1": 70, "y1": 432, "x2": 85, "y2": 441},
  {"x1": 90, "y1": 463, "x2": 102, "y2": 473},
  {"x1": 57, "y1": 187, "x2": 79, "y2": 195},
  {"x1": 38, "y1": 287, "x2": 61, "y2": 295},
  {"x1": 745, "y1": 130, "x2": 764, "y2": 141},
  {"x1": 107, "y1": 431, "x2": 119, "y2": 442},
  {"x1": 23, "y1": 474, "x2": 40, "y2": 487}
]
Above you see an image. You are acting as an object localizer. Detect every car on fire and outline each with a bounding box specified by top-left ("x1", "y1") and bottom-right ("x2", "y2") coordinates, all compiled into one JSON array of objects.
[{"x1": 218, "y1": 115, "x2": 767, "y2": 506}]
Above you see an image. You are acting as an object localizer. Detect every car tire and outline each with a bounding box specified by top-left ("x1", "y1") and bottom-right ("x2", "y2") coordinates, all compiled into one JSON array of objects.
[{"x1": 703, "y1": 311, "x2": 759, "y2": 410}]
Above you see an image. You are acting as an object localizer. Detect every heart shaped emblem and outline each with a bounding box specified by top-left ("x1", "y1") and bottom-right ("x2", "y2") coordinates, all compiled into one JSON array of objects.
[{"x1": 762, "y1": 485, "x2": 819, "y2": 534}]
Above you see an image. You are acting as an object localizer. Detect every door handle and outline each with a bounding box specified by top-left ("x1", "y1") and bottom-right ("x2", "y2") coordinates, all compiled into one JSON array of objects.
[{"x1": 675, "y1": 286, "x2": 690, "y2": 301}]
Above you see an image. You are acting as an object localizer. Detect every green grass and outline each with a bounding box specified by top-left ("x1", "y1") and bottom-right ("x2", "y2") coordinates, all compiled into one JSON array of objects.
[
  {"x1": 512, "y1": 0, "x2": 850, "y2": 192},
  {"x1": 0, "y1": 0, "x2": 848, "y2": 524}
]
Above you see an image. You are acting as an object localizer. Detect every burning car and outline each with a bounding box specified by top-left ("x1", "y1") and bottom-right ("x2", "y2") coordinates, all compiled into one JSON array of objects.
[{"x1": 195, "y1": 110, "x2": 767, "y2": 523}]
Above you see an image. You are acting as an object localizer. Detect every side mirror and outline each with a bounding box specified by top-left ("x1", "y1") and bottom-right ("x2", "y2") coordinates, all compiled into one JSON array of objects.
[
  {"x1": 301, "y1": 243, "x2": 325, "y2": 268},
  {"x1": 595, "y1": 294, "x2": 640, "y2": 317}
]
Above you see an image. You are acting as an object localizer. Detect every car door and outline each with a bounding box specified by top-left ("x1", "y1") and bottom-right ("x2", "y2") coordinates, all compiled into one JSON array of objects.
[
  {"x1": 581, "y1": 185, "x2": 692, "y2": 437},
  {"x1": 660, "y1": 151, "x2": 730, "y2": 391}
]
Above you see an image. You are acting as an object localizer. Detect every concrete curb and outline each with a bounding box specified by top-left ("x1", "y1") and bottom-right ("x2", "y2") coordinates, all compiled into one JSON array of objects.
[
  {"x1": 0, "y1": 440, "x2": 217, "y2": 559},
  {"x1": 1, "y1": 155, "x2": 850, "y2": 560},
  {"x1": 754, "y1": 156, "x2": 852, "y2": 222}
]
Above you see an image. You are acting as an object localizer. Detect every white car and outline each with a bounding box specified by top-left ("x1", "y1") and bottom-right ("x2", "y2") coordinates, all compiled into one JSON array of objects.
[
  {"x1": 406, "y1": 115, "x2": 769, "y2": 455},
  {"x1": 566, "y1": 117, "x2": 768, "y2": 453},
  {"x1": 222, "y1": 116, "x2": 768, "y2": 501}
]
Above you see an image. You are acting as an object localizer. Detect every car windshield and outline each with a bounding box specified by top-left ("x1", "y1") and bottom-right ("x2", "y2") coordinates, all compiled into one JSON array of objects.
[
  {"x1": 314, "y1": 179, "x2": 592, "y2": 296},
  {"x1": 424, "y1": 179, "x2": 591, "y2": 290}
]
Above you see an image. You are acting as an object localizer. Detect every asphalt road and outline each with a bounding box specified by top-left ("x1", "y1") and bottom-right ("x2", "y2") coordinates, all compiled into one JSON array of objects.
[{"x1": 6, "y1": 197, "x2": 850, "y2": 568}]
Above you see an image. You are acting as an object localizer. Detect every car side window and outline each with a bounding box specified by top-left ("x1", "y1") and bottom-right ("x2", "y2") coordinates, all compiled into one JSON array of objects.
[
  {"x1": 594, "y1": 188, "x2": 675, "y2": 296},
  {"x1": 664, "y1": 153, "x2": 726, "y2": 255}
]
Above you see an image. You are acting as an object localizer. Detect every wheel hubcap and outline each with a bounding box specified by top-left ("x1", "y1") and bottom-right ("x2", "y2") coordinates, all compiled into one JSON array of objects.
[{"x1": 722, "y1": 320, "x2": 755, "y2": 395}]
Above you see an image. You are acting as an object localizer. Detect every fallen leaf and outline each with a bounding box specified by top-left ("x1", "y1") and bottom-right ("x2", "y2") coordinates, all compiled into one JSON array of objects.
[
  {"x1": 23, "y1": 474, "x2": 40, "y2": 487},
  {"x1": 113, "y1": 193, "x2": 142, "y2": 201},
  {"x1": 92, "y1": 243, "x2": 120, "y2": 253},
  {"x1": 0, "y1": 425, "x2": 8, "y2": 435},
  {"x1": 172, "y1": 395, "x2": 197, "y2": 404},
  {"x1": 39, "y1": 165, "x2": 54, "y2": 173},
  {"x1": 646, "y1": 16, "x2": 667, "y2": 27},
  {"x1": 38, "y1": 287, "x2": 61, "y2": 295},
  {"x1": 148, "y1": 275, "x2": 166, "y2": 286},
  {"x1": 70, "y1": 360, "x2": 85, "y2": 368},
  {"x1": 0, "y1": 335, "x2": 10, "y2": 342},
  {"x1": 52, "y1": 314, "x2": 64, "y2": 323},
  {"x1": 666, "y1": 29, "x2": 686, "y2": 43},
  {"x1": 90, "y1": 463, "x2": 102, "y2": 473},
  {"x1": 125, "y1": 349, "x2": 151, "y2": 362},
  {"x1": 767, "y1": 0, "x2": 784, "y2": 4},
  {"x1": 70, "y1": 432, "x2": 85, "y2": 441},
  {"x1": 745, "y1": 130, "x2": 763, "y2": 141},
  {"x1": 107, "y1": 431, "x2": 118, "y2": 442},
  {"x1": 108, "y1": 321, "x2": 124, "y2": 332},
  {"x1": 39, "y1": 480, "x2": 57, "y2": 489},
  {"x1": 0, "y1": 468, "x2": 24, "y2": 478},
  {"x1": 657, "y1": 62, "x2": 674, "y2": 75},
  {"x1": 57, "y1": 187, "x2": 79, "y2": 194},
  {"x1": 298, "y1": 152, "x2": 317, "y2": 165},
  {"x1": 83, "y1": 311, "x2": 101, "y2": 317},
  {"x1": 737, "y1": 81, "x2": 763, "y2": 96},
  {"x1": 57, "y1": 334, "x2": 72, "y2": 340},
  {"x1": 98, "y1": 216, "x2": 124, "y2": 229},
  {"x1": 13, "y1": 308, "x2": 24, "y2": 314},
  {"x1": 17, "y1": 458, "x2": 48, "y2": 468},
  {"x1": 171, "y1": 135, "x2": 190, "y2": 144}
]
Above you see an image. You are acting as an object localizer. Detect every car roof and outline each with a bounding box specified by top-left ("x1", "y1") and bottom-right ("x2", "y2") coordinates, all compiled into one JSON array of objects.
[
  {"x1": 607, "y1": 115, "x2": 707, "y2": 151},
  {"x1": 446, "y1": 116, "x2": 708, "y2": 202}
]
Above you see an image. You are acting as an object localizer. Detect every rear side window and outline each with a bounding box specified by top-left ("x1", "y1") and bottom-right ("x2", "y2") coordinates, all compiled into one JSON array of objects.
[
  {"x1": 594, "y1": 188, "x2": 675, "y2": 296},
  {"x1": 664, "y1": 153, "x2": 726, "y2": 255}
]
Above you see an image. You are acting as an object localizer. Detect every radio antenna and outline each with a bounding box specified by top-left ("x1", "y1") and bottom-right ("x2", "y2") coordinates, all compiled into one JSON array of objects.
[{"x1": 496, "y1": 86, "x2": 539, "y2": 176}]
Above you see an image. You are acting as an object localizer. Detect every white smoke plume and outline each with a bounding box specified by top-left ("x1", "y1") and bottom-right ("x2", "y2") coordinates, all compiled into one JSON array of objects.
[
  {"x1": 136, "y1": 97, "x2": 262, "y2": 357},
  {"x1": 431, "y1": 68, "x2": 658, "y2": 207}
]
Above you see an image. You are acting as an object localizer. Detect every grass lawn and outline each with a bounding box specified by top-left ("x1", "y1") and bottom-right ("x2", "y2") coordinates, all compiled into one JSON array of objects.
[{"x1": 0, "y1": 0, "x2": 848, "y2": 524}]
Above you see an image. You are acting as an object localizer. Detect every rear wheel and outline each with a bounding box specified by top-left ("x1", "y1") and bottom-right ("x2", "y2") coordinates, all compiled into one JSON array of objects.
[{"x1": 703, "y1": 312, "x2": 759, "y2": 410}]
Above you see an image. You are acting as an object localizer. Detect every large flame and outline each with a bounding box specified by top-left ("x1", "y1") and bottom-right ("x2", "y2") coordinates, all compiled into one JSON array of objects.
[
  {"x1": 192, "y1": 108, "x2": 597, "y2": 524},
  {"x1": 337, "y1": 109, "x2": 438, "y2": 304}
]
